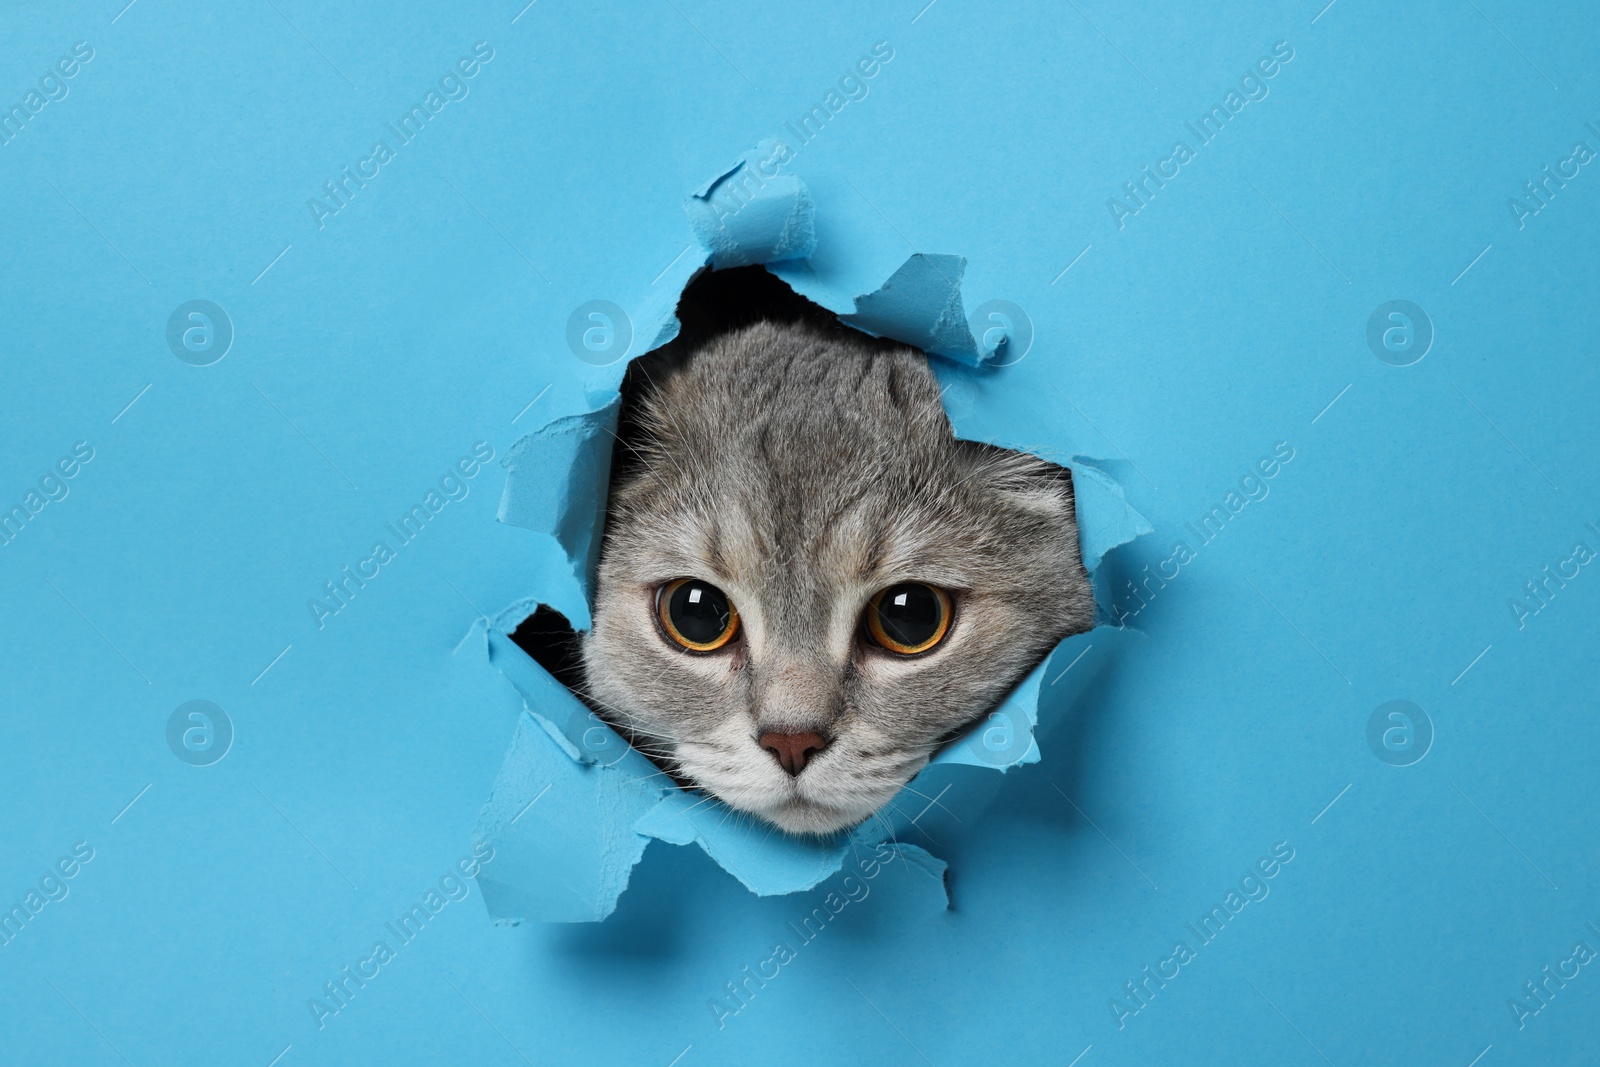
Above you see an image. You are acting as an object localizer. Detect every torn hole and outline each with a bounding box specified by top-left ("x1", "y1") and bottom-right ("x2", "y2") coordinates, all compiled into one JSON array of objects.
[
  {"x1": 590, "y1": 265, "x2": 1101, "y2": 831},
  {"x1": 472, "y1": 167, "x2": 1149, "y2": 921}
]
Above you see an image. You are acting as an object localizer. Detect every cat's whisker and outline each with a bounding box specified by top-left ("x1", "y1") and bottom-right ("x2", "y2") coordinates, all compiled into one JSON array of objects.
[
  {"x1": 866, "y1": 810, "x2": 904, "y2": 855},
  {"x1": 628, "y1": 742, "x2": 676, "y2": 759},
  {"x1": 711, "y1": 801, "x2": 744, "y2": 835},
  {"x1": 894, "y1": 784, "x2": 963, "y2": 823},
  {"x1": 621, "y1": 767, "x2": 680, "y2": 785},
  {"x1": 670, "y1": 791, "x2": 723, "y2": 821},
  {"x1": 882, "y1": 799, "x2": 937, "y2": 840},
  {"x1": 561, "y1": 679, "x2": 691, "y2": 765},
  {"x1": 756, "y1": 815, "x2": 783, "y2": 848}
]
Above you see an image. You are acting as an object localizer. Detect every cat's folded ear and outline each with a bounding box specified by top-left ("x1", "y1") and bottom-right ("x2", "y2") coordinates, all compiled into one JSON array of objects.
[{"x1": 954, "y1": 440, "x2": 1077, "y2": 522}]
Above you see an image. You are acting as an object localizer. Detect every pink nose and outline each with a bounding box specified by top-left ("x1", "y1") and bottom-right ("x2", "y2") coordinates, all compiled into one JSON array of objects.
[{"x1": 759, "y1": 731, "x2": 828, "y2": 776}]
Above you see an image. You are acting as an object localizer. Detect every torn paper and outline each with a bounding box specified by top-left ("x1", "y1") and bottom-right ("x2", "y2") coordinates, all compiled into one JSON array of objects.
[{"x1": 470, "y1": 157, "x2": 1150, "y2": 922}]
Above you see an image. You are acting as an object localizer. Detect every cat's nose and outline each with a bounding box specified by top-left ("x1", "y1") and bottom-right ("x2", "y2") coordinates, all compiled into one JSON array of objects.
[{"x1": 758, "y1": 731, "x2": 829, "y2": 776}]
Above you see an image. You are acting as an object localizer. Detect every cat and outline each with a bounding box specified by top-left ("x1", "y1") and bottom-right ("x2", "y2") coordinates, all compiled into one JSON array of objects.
[{"x1": 580, "y1": 318, "x2": 1095, "y2": 835}]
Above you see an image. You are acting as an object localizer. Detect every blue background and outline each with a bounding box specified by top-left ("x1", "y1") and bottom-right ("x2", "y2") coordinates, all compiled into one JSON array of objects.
[{"x1": 3, "y1": 1, "x2": 1597, "y2": 1064}]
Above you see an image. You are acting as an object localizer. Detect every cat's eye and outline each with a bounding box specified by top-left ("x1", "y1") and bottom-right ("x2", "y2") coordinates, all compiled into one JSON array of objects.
[
  {"x1": 864, "y1": 583, "x2": 952, "y2": 655},
  {"x1": 656, "y1": 578, "x2": 740, "y2": 652}
]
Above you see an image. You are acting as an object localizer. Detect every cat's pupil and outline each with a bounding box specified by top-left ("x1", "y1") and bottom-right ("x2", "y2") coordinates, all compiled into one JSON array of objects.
[
  {"x1": 669, "y1": 580, "x2": 732, "y2": 643},
  {"x1": 875, "y1": 583, "x2": 943, "y2": 648}
]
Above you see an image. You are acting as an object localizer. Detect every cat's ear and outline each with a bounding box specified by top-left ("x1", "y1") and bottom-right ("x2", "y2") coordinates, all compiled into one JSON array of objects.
[{"x1": 955, "y1": 440, "x2": 1076, "y2": 522}]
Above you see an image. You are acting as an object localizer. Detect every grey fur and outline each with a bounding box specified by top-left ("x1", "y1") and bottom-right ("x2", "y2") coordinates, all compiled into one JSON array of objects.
[{"x1": 580, "y1": 320, "x2": 1094, "y2": 834}]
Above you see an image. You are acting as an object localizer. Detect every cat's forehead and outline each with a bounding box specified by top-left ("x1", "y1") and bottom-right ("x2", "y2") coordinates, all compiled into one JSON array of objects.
[
  {"x1": 621, "y1": 472, "x2": 959, "y2": 588},
  {"x1": 608, "y1": 321, "x2": 1071, "y2": 592},
  {"x1": 626, "y1": 335, "x2": 951, "y2": 539},
  {"x1": 652, "y1": 324, "x2": 949, "y2": 453}
]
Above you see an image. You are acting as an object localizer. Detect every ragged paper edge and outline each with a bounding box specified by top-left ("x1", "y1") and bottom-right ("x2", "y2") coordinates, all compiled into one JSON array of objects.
[
  {"x1": 473, "y1": 151, "x2": 1153, "y2": 921},
  {"x1": 843, "y1": 253, "x2": 984, "y2": 365},
  {"x1": 684, "y1": 139, "x2": 818, "y2": 269},
  {"x1": 495, "y1": 398, "x2": 621, "y2": 629}
]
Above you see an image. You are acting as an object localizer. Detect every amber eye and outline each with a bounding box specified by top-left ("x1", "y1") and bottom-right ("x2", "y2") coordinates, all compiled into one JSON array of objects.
[
  {"x1": 864, "y1": 583, "x2": 952, "y2": 655},
  {"x1": 656, "y1": 578, "x2": 740, "y2": 652}
]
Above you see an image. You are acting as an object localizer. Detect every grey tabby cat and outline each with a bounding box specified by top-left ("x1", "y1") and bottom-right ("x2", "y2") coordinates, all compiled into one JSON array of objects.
[{"x1": 581, "y1": 320, "x2": 1094, "y2": 835}]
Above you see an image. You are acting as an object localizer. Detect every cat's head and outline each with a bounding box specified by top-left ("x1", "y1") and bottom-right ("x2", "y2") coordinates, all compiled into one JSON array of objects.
[{"x1": 581, "y1": 321, "x2": 1094, "y2": 835}]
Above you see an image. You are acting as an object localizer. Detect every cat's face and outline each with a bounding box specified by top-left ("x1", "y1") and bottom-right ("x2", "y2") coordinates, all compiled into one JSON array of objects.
[{"x1": 581, "y1": 322, "x2": 1094, "y2": 835}]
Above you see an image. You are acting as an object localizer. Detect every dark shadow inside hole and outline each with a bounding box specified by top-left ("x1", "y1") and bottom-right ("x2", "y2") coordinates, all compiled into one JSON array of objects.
[
  {"x1": 663, "y1": 262, "x2": 865, "y2": 349},
  {"x1": 508, "y1": 604, "x2": 585, "y2": 693}
]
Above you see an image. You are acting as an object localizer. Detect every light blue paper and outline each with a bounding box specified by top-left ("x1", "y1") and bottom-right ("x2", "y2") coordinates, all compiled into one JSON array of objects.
[{"x1": 7, "y1": 5, "x2": 1597, "y2": 1063}]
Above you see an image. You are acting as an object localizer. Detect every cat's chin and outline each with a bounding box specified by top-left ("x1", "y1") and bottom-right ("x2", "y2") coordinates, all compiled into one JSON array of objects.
[
  {"x1": 750, "y1": 797, "x2": 870, "y2": 836},
  {"x1": 685, "y1": 764, "x2": 894, "y2": 835}
]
